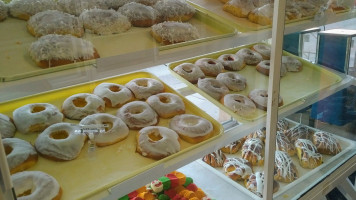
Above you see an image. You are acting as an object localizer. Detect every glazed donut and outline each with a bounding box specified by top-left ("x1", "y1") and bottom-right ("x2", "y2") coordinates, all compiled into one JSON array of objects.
[
  {"x1": 282, "y1": 56, "x2": 303, "y2": 72},
  {"x1": 58, "y1": 0, "x2": 108, "y2": 16},
  {"x1": 217, "y1": 54, "x2": 246, "y2": 71},
  {"x1": 251, "y1": 44, "x2": 271, "y2": 60},
  {"x1": 136, "y1": 126, "x2": 180, "y2": 159},
  {"x1": 117, "y1": 101, "x2": 158, "y2": 129},
  {"x1": 173, "y1": 63, "x2": 205, "y2": 84},
  {"x1": 151, "y1": 21, "x2": 200, "y2": 45},
  {"x1": 126, "y1": 78, "x2": 164, "y2": 100},
  {"x1": 223, "y1": 157, "x2": 253, "y2": 181},
  {"x1": 12, "y1": 171, "x2": 62, "y2": 200},
  {"x1": 194, "y1": 58, "x2": 224, "y2": 77},
  {"x1": 216, "y1": 72, "x2": 247, "y2": 91},
  {"x1": 93, "y1": 82, "x2": 134, "y2": 108},
  {"x1": 27, "y1": 10, "x2": 84, "y2": 38},
  {"x1": 221, "y1": 94, "x2": 256, "y2": 117},
  {"x1": 256, "y1": 60, "x2": 287, "y2": 77},
  {"x1": 146, "y1": 93, "x2": 185, "y2": 118},
  {"x1": 29, "y1": 34, "x2": 100, "y2": 68},
  {"x1": 202, "y1": 150, "x2": 226, "y2": 167},
  {"x1": 248, "y1": 89, "x2": 283, "y2": 111},
  {"x1": 169, "y1": 114, "x2": 214, "y2": 144},
  {"x1": 153, "y1": 0, "x2": 196, "y2": 22},
  {"x1": 3, "y1": 138, "x2": 38, "y2": 174},
  {"x1": 80, "y1": 8, "x2": 131, "y2": 35},
  {"x1": 197, "y1": 78, "x2": 229, "y2": 100},
  {"x1": 62, "y1": 93, "x2": 105, "y2": 120},
  {"x1": 80, "y1": 113, "x2": 129, "y2": 147},
  {"x1": 0, "y1": 114, "x2": 16, "y2": 138},
  {"x1": 118, "y1": 2, "x2": 160, "y2": 27},
  {"x1": 13, "y1": 103, "x2": 63, "y2": 134},
  {"x1": 8, "y1": 0, "x2": 57, "y2": 20},
  {"x1": 236, "y1": 48, "x2": 263, "y2": 65},
  {"x1": 35, "y1": 122, "x2": 86, "y2": 161},
  {"x1": 223, "y1": 0, "x2": 256, "y2": 18},
  {"x1": 0, "y1": 1, "x2": 8, "y2": 21},
  {"x1": 248, "y1": 3, "x2": 273, "y2": 26}
]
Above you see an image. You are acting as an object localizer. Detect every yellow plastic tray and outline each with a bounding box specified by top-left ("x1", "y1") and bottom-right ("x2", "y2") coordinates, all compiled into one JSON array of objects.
[
  {"x1": 0, "y1": 9, "x2": 236, "y2": 82},
  {"x1": 168, "y1": 43, "x2": 343, "y2": 122},
  {"x1": 0, "y1": 71, "x2": 223, "y2": 200}
]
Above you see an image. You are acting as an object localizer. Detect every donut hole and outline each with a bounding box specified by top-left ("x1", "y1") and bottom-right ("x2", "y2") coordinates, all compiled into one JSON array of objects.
[
  {"x1": 31, "y1": 106, "x2": 45, "y2": 113},
  {"x1": 159, "y1": 96, "x2": 171, "y2": 104},
  {"x1": 182, "y1": 65, "x2": 193, "y2": 73},
  {"x1": 234, "y1": 98, "x2": 244, "y2": 104},
  {"x1": 17, "y1": 189, "x2": 33, "y2": 197},
  {"x1": 207, "y1": 60, "x2": 216, "y2": 64},
  {"x1": 247, "y1": 51, "x2": 254, "y2": 56},
  {"x1": 211, "y1": 82, "x2": 221, "y2": 89},
  {"x1": 260, "y1": 93, "x2": 268, "y2": 98},
  {"x1": 103, "y1": 122, "x2": 113, "y2": 132},
  {"x1": 72, "y1": 98, "x2": 87, "y2": 107},
  {"x1": 50, "y1": 130, "x2": 69, "y2": 140},
  {"x1": 183, "y1": 118, "x2": 199, "y2": 126},
  {"x1": 265, "y1": 62, "x2": 270, "y2": 66},
  {"x1": 129, "y1": 107, "x2": 143, "y2": 114},
  {"x1": 109, "y1": 85, "x2": 121, "y2": 92},
  {"x1": 136, "y1": 80, "x2": 148, "y2": 87},
  {"x1": 226, "y1": 56, "x2": 234, "y2": 61},
  {"x1": 4, "y1": 145, "x2": 13, "y2": 155},
  {"x1": 148, "y1": 130, "x2": 163, "y2": 142}
]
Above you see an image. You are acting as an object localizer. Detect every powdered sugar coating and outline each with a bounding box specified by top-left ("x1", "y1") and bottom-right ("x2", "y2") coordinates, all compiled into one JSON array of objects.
[
  {"x1": 197, "y1": 78, "x2": 229, "y2": 100},
  {"x1": 62, "y1": 93, "x2": 105, "y2": 120},
  {"x1": 104, "y1": 0, "x2": 140, "y2": 10},
  {"x1": 118, "y1": 2, "x2": 159, "y2": 26},
  {"x1": 58, "y1": 0, "x2": 108, "y2": 16},
  {"x1": 0, "y1": 1, "x2": 8, "y2": 21},
  {"x1": 153, "y1": 0, "x2": 195, "y2": 21},
  {"x1": 222, "y1": 94, "x2": 256, "y2": 117},
  {"x1": 173, "y1": 63, "x2": 205, "y2": 84},
  {"x1": 3, "y1": 138, "x2": 37, "y2": 171},
  {"x1": 169, "y1": 114, "x2": 213, "y2": 138},
  {"x1": 217, "y1": 72, "x2": 247, "y2": 91},
  {"x1": 28, "y1": 10, "x2": 84, "y2": 37},
  {"x1": 117, "y1": 101, "x2": 158, "y2": 129},
  {"x1": 195, "y1": 58, "x2": 224, "y2": 77},
  {"x1": 35, "y1": 122, "x2": 86, "y2": 160},
  {"x1": 152, "y1": 21, "x2": 199, "y2": 44},
  {"x1": 12, "y1": 171, "x2": 61, "y2": 200},
  {"x1": 9, "y1": 0, "x2": 57, "y2": 20},
  {"x1": 93, "y1": 83, "x2": 134, "y2": 107},
  {"x1": 217, "y1": 54, "x2": 245, "y2": 71},
  {"x1": 0, "y1": 113, "x2": 16, "y2": 138},
  {"x1": 80, "y1": 8, "x2": 131, "y2": 35},
  {"x1": 225, "y1": 0, "x2": 256, "y2": 17},
  {"x1": 282, "y1": 56, "x2": 303, "y2": 72},
  {"x1": 13, "y1": 103, "x2": 63, "y2": 134},
  {"x1": 29, "y1": 34, "x2": 96, "y2": 63}
]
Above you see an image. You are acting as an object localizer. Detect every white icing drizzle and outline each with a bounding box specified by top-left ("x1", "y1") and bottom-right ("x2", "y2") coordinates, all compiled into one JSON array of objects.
[
  {"x1": 313, "y1": 131, "x2": 341, "y2": 154},
  {"x1": 285, "y1": 124, "x2": 312, "y2": 144},
  {"x1": 80, "y1": 8, "x2": 131, "y2": 35},
  {"x1": 153, "y1": 0, "x2": 195, "y2": 21},
  {"x1": 13, "y1": 103, "x2": 63, "y2": 134},
  {"x1": 169, "y1": 114, "x2": 213, "y2": 138},
  {"x1": 151, "y1": 21, "x2": 200, "y2": 44},
  {"x1": 93, "y1": 82, "x2": 134, "y2": 107},
  {"x1": 3, "y1": 138, "x2": 37, "y2": 170},
  {"x1": 246, "y1": 128, "x2": 266, "y2": 141},
  {"x1": 58, "y1": 0, "x2": 108, "y2": 16},
  {"x1": 125, "y1": 78, "x2": 164, "y2": 100},
  {"x1": 0, "y1": 0, "x2": 8, "y2": 21},
  {"x1": 28, "y1": 10, "x2": 84, "y2": 37},
  {"x1": 12, "y1": 171, "x2": 60, "y2": 200},
  {"x1": 62, "y1": 93, "x2": 105, "y2": 120},
  {"x1": 173, "y1": 63, "x2": 205, "y2": 83},
  {"x1": 277, "y1": 119, "x2": 289, "y2": 132},
  {"x1": 295, "y1": 139, "x2": 323, "y2": 166},
  {"x1": 217, "y1": 54, "x2": 245, "y2": 71},
  {"x1": 246, "y1": 172, "x2": 264, "y2": 197},
  {"x1": 79, "y1": 113, "x2": 129, "y2": 146},
  {"x1": 117, "y1": 101, "x2": 158, "y2": 129},
  {"x1": 274, "y1": 150, "x2": 298, "y2": 182},
  {"x1": 146, "y1": 92, "x2": 185, "y2": 118},
  {"x1": 276, "y1": 131, "x2": 296, "y2": 156},
  {"x1": 203, "y1": 150, "x2": 226, "y2": 167},
  {"x1": 35, "y1": 123, "x2": 86, "y2": 160},
  {"x1": 118, "y1": 2, "x2": 159, "y2": 23},
  {"x1": 223, "y1": 157, "x2": 253, "y2": 179},
  {"x1": 282, "y1": 56, "x2": 303, "y2": 72},
  {"x1": 0, "y1": 113, "x2": 16, "y2": 138},
  {"x1": 242, "y1": 138, "x2": 264, "y2": 163},
  {"x1": 197, "y1": 78, "x2": 229, "y2": 100},
  {"x1": 29, "y1": 34, "x2": 96, "y2": 62},
  {"x1": 9, "y1": 0, "x2": 57, "y2": 19},
  {"x1": 225, "y1": 0, "x2": 256, "y2": 16},
  {"x1": 222, "y1": 94, "x2": 256, "y2": 117},
  {"x1": 221, "y1": 139, "x2": 244, "y2": 153}
]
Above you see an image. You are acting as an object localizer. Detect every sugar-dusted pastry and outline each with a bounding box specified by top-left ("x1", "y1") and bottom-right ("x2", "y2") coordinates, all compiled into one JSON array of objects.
[
  {"x1": 276, "y1": 131, "x2": 296, "y2": 156},
  {"x1": 251, "y1": 44, "x2": 271, "y2": 60},
  {"x1": 58, "y1": 0, "x2": 108, "y2": 16},
  {"x1": 248, "y1": 3, "x2": 274, "y2": 26},
  {"x1": 236, "y1": 48, "x2": 263, "y2": 65},
  {"x1": 221, "y1": 94, "x2": 257, "y2": 117},
  {"x1": 27, "y1": 10, "x2": 84, "y2": 37},
  {"x1": 151, "y1": 21, "x2": 200, "y2": 45},
  {"x1": 312, "y1": 131, "x2": 341, "y2": 155},
  {"x1": 195, "y1": 58, "x2": 224, "y2": 77},
  {"x1": 220, "y1": 138, "x2": 245, "y2": 154},
  {"x1": 285, "y1": 124, "x2": 313, "y2": 144},
  {"x1": 173, "y1": 63, "x2": 205, "y2": 84},
  {"x1": 242, "y1": 138, "x2": 264, "y2": 166},
  {"x1": 248, "y1": 89, "x2": 283, "y2": 111},
  {"x1": 216, "y1": 72, "x2": 247, "y2": 92},
  {"x1": 223, "y1": 0, "x2": 256, "y2": 18},
  {"x1": 223, "y1": 157, "x2": 253, "y2": 181},
  {"x1": 197, "y1": 78, "x2": 229, "y2": 100},
  {"x1": 0, "y1": 0, "x2": 8, "y2": 21},
  {"x1": 282, "y1": 56, "x2": 303, "y2": 72},
  {"x1": 29, "y1": 34, "x2": 100, "y2": 68},
  {"x1": 245, "y1": 172, "x2": 279, "y2": 197},
  {"x1": 119, "y1": 2, "x2": 160, "y2": 27},
  {"x1": 274, "y1": 151, "x2": 299, "y2": 183},
  {"x1": 153, "y1": 0, "x2": 196, "y2": 22},
  {"x1": 8, "y1": 0, "x2": 57, "y2": 20},
  {"x1": 295, "y1": 139, "x2": 323, "y2": 169},
  {"x1": 202, "y1": 150, "x2": 226, "y2": 167}
]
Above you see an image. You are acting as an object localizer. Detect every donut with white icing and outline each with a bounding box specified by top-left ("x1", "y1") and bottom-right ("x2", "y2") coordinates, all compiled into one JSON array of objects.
[
  {"x1": 202, "y1": 150, "x2": 226, "y2": 167},
  {"x1": 8, "y1": 0, "x2": 57, "y2": 20},
  {"x1": 146, "y1": 93, "x2": 185, "y2": 118},
  {"x1": 13, "y1": 103, "x2": 63, "y2": 134},
  {"x1": 312, "y1": 131, "x2": 341, "y2": 155},
  {"x1": 282, "y1": 56, "x2": 303, "y2": 72},
  {"x1": 0, "y1": 113, "x2": 16, "y2": 138},
  {"x1": 248, "y1": 3, "x2": 274, "y2": 26},
  {"x1": 195, "y1": 58, "x2": 224, "y2": 77},
  {"x1": 169, "y1": 114, "x2": 214, "y2": 144},
  {"x1": 80, "y1": 113, "x2": 129, "y2": 147},
  {"x1": 173, "y1": 63, "x2": 205, "y2": 84},
  {"x1": 197, "y1": 78, "x2": 229, "y2": 100},
  {"x1": 223, "y1": 157, "x2": 253, "y2": 181},
  {"x1": 153, "y1": 0, "x2": 196, "y2": 22},
  {"x1": 3, "y1": 138, "x2": 38, "y2": 174},
  {"x1": 217, "y1": 54, "x2": 246, "y2": 71},
  {"x1": 12, "y1": 171, "x2": 62, "y2": 200},
  {"x1": 236, "y1": 48, "x2": 263, "y2": 65},
  {"x1": 93, "y1": 83, "x2": 134, "y2": 108},
  {"x1": 295, "y1": 139, "x2": 323, "y2": 169},
  {"x1": 245, "y1": 172, "x2": 279, "y2": 198},
  {"x1": 221, "y1": 94, "x2": 256, "y2": 117},
  {"x1": 136, "y1": 126, "x2": 180, "y2": 159},
  {"x1": 61, "y1": 93, "x2": 105, "y2": 120},
  {"x1": 125, "y1": 78, "x2": 164, "y2": 100},
  {"x1": 117, "y1": 101, "x2": 158, "y2": 129},
  {"x1": 256, "y1": 60, "x2": 287, "y2": 77},
  {"x1": 242, "y1": 138, "x2": 264, "y2": 166},
  {"x1": 251, "y1": 44, "x2": 271, "y2": 60},
  {"x1": 151, "y1": 21, "x2": 200, "y2": 45},
  {"x1": 29, "y1": 34, "x2": 100, "y2": 68},
  {"x1": 35, "y1": 122, "x2": 86, "y2": 161},
  {"x1": 223, "y1": 0, "x2": 256, "y2": 18},
  {"x1": 216, "y1": 72, "x2": 247, "y2": 91},
  {"x1": 274, "y1": 150, "x2": 299, "y2": 183},
  {"x1": 0, "y1": 1, "x2": 8, "y2": 21},
  {"x1": 80, "y1": 8, "x2": 131, "y2": 35},
  {"x1": 248, "y1": 89, "x2": 283, "y2": 111},
  {"x1": 27, "y1": 10, "x2": 84, "y2": 38},
  {"x1": 58, "y1": 0, "x2": 108, "y2": 16},
  {"x1": 118, "y1": 2, "x2": 160, "y2": 27}
]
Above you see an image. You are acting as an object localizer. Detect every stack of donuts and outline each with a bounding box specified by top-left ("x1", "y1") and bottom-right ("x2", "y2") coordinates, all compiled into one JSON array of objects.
[
  {"x1": 201, "y1": 118, "x2": 342, "y2": 198},
  {"x1": 173, "y1": 44, "x2": 303, "y2": 118}
]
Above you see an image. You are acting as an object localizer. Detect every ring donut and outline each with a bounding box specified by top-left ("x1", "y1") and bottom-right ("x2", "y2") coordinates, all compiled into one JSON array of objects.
[
  {"x1": 216, "y1": 72, "x2": 247, "y2": 92},
  {"x1": 251, "y1": 44, "x2": 271, "y2": 60},
  {"x1": 221, "y1": 94, "x2": 256, "y2": 117},
  {"x1": 146, "y1": 93, "x2": 185, "y2": 118},
  {"x1": 93, "y1": 83, "x2": 134, "y2": 108},
  {"x1": 173, "y1": 63, "x2": 205, "y2": 84},
  {"x1": 236, "y1": 48, "x2": 263, "y2": 65},
  {"x1": 195, "y1": 58, "x2": 224, "y2": 77},
  {"x1": 248, "y1": 89, "x2": 283, "y2": 111},
  {"x1": 125, "y1": 78, "x2": 164, "y2": 100},
  {"x1": 218, "y1": 54, "x2": 246, "y2": 71},
  {"x1": 197, "y1": 78, "x2": 229, "y2": 100},
  {"x1": 0, "y1": 113, "x2": 16, "y2": 138},
  {"x1": 256, "y1": 60, "x2": 287, "y2": 77}
]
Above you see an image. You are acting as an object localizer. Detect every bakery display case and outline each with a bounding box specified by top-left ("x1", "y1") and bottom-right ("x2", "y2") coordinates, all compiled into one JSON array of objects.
[{"x1": 0, "y1": 0, "x2": 355, "y2": 200}]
